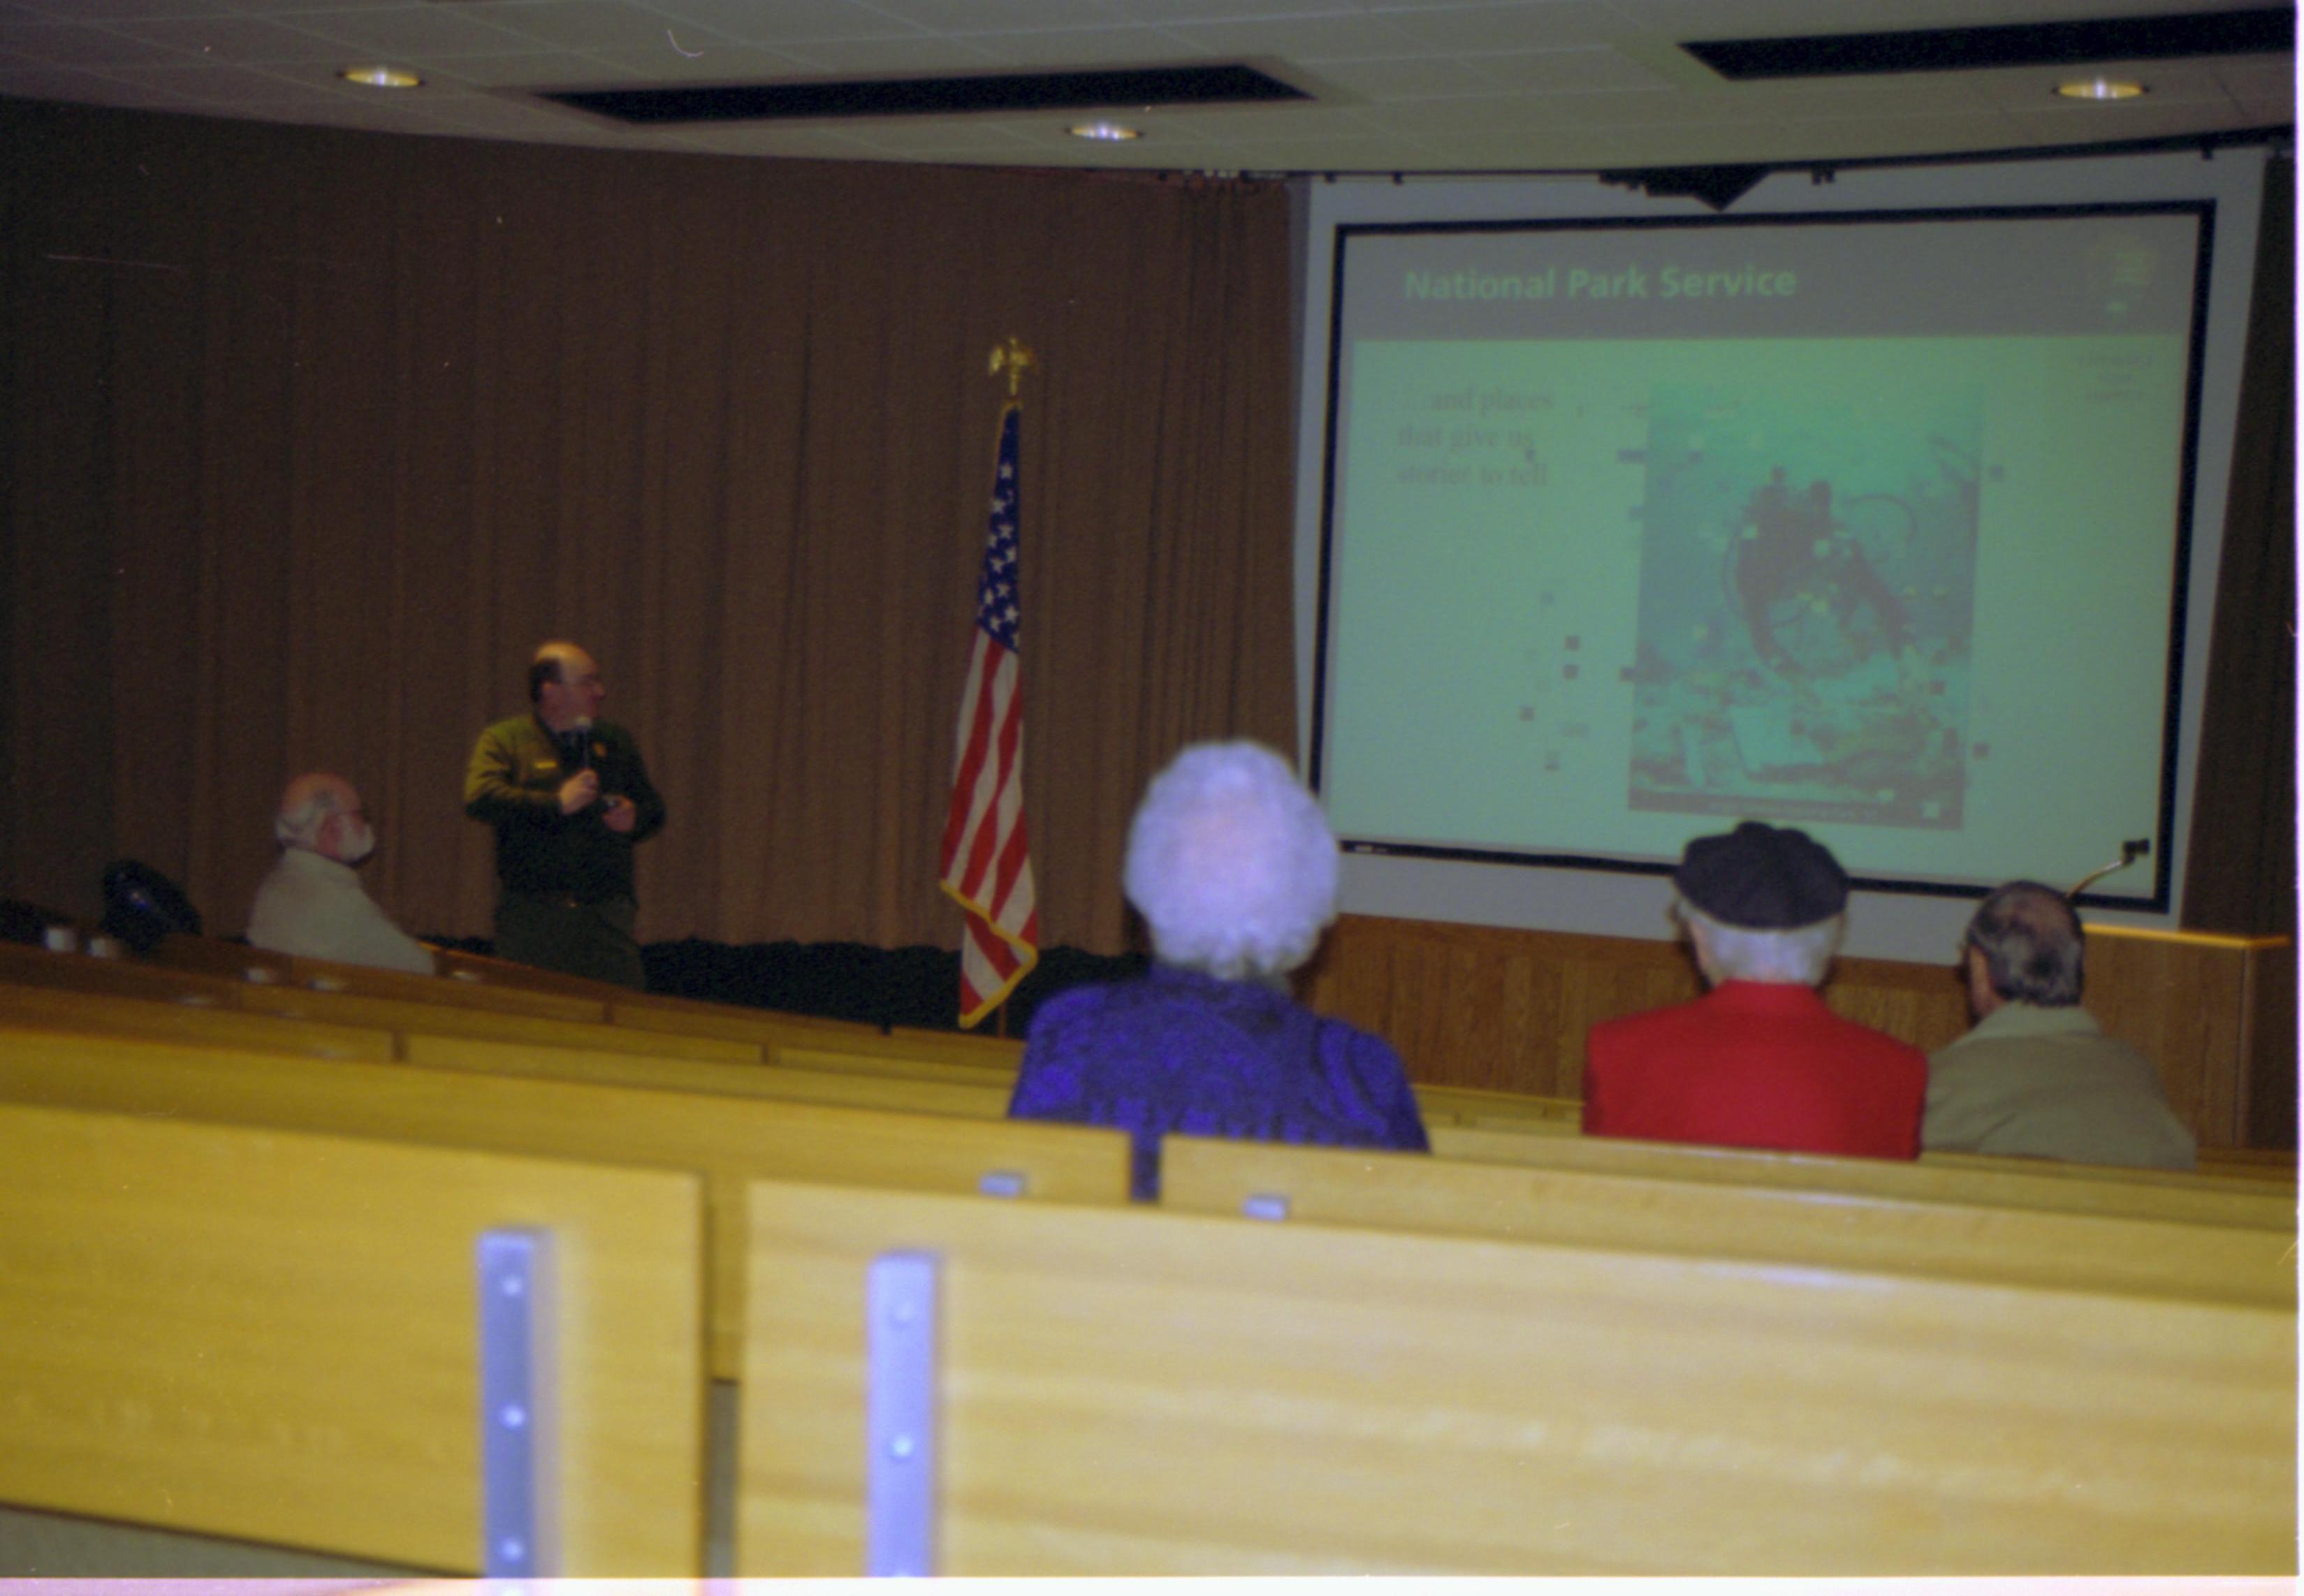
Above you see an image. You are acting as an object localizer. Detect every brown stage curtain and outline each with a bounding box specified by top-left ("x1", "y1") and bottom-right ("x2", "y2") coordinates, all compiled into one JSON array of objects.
[
  {"x1": 0, "y1": 99, "x2": 1295, "y2": 954},
  {"x1": 2181, "y1": 155, "x2": 2295, "y2": 937}
]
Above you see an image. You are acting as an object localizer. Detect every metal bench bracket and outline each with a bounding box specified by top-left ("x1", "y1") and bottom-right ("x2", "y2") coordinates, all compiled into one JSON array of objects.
[
  {"x1": 866, "y1": 1249, "x2": 940, "y2": 1576},
  {"x1": 478, "y1": 1227, "x2": 558, "y2": 1578}
]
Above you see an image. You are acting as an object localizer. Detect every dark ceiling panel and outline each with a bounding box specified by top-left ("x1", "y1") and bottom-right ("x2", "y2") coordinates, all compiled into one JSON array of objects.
[
  {"x1": 544, "y1": 63, "x2": 1308, "y2": 126},
  {"x1": 1684, "y1": 6, "x2": 2294, "y2": 79}
]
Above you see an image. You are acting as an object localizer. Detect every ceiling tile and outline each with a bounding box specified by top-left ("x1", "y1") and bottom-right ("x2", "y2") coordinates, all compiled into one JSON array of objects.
[
  {"x1": 0, "y1": 22, "x2": 195, "y2": 67},
  {"x1": 86, "y1": 57, "x2": 347, "y2": 103},
  {"x1": 1347, "y1": 91, "x2": 1569, "y2": 134},
  {"x1": 2000, "y1": 97, "x2": 2251, "y2": 142},
  {"x1": 1972, "y1": 59, "x2": 2239, "y2": 110},
  {"x1": 107, "y1": 14, "x2": 347, "y2": 64},
  {"x1": 649, "y1": 0, "x2": 931, "y2": 45},
  {"x1": 1182, "y1": 129, "x2": 1416, "y2": 166},
  {"x1": 1152, "y1": 13, "x2": 1420, "y2": 60},
  {"x1": 1416, "y1": 129, "x2": 1636, "y2": 168},
  {"x1": 1297, "y1": 53, "x2": 1496, "y2": 99},
  {"x1": 518, "y1": 41, "x2": 820, "y2": 86},
  {"x1": 2212, "y1": 59, "x2": 2294, "y2": 100},
  {"x1": 761, "y1": 34, "x2": 1010, "y2": 75},
  {"x1": 1093, "y1": 0, "x2": 1341, "y2": 17},
  {"x1": 1604, "y1": 0, "x2": 2205, "y2": 36},
  {"x1": 10, "y1": 0, "x2": 219, "y2": 17},
  {"x1": 838, "y1": 119, "x2": 1045, "y2": 155},
  {"x1": 453, "y1": 1, "x2": 694, "y2": 54},
  {"x1": 266, "y1": 6, "x2": 536, "y2": 59},
  {"x1": 3, "y1": 71, "x2": 204, "y2": 117},
  {"x1": 1369, "y1": 1, "x2": 1624, "y2": 52},
  {"x1": 419, "y1": 50, "x2": 629, "y2": 89},
  {"x1": 1668, "y1": 108, "x2": 2032, "y2": 163},
  {"x1": 856, "y1": 0, "x2": 1134, "y2": 29},
  {"x1": 1469, "y1": 45, "x2": 1677, "y2": 94},
  {"x1": 1127, "y1": 101, "x2": 1369, "y2": 139},
  {"x1": 958, "y1": 25, "x2": 1205, "y2": 68},
  {"x1": 643, "y1": 121, "x2": 884, "y2": 156}
]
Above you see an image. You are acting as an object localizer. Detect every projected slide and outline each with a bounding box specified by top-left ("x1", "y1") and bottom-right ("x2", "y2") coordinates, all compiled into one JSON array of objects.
[
  {"x1": 1628, "y1": 376, "x2": 1979, "y2": 829},
  {"x1": 1316, "y1": 207, "x2": 2203, "y2": 895}
]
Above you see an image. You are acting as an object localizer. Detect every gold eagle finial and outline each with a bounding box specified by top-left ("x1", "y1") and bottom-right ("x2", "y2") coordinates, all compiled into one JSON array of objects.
[{"x1": 989, "y1": 338, "x2": 1035, "y2": 397}]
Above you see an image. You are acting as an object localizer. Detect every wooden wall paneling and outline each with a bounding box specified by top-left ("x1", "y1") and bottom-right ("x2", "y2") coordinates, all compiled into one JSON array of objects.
[
  {"x1": 2087, "y1": 928, "x2": 2254, "y2": 1145},
  {"x1": 2241, "y1": 938, "x2": 2298, "y2": 1151},
  {"x1": 1311, "y1": 915, "x2": 2291, "y2": 1149}
]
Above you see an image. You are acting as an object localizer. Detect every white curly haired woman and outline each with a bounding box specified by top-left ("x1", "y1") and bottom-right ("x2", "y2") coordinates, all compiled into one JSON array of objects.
[{"x1": 1007, "y1": 740, "x2": 1427, "y2": 1199}]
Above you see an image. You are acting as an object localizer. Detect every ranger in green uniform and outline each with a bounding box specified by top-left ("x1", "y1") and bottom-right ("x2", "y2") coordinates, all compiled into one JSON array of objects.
[{"x1": 464, "y1": 640, "x2": 665, "y2": 988}]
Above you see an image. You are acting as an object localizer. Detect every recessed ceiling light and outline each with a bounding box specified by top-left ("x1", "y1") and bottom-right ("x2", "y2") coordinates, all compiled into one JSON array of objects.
[
  {"x1": 1068, "y1": 122, "x2": 1141, "y2": 142},
  {"x1": 339, "y1": 65, "x2": 422, "y2": 89},
  {"x1": 2055, "y1": 77, "x2": 2145, "y2": 101}
]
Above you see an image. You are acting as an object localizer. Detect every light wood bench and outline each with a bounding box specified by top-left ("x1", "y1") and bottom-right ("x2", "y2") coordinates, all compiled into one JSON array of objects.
[
  {"x1": 1159, "y1": 1136, "x2": 2294, "y2": 1305},
  {"x1": 0, "y1": 1099, "x2": 705, "y2": 1574},
  {"x1": 738, "y1": 1177, "x2": 2296, "y2": 1575},
  {"x1": 1436, "y1": 1097, "x2": 2298, "y2": 1177},
  {"x1": 145, "y1": 932, "x2": 298, "y2": 983},
  {"x1": 275, "y1": 953, "x2": 610, "y2": 1023},
  {"x1": 31, "y1": 935, "x2": 611, "y2": 1024},
  {"x1": 0, "y1": 976, "x2": 1012, "y2": 1115},
  {"x1": 1413, "y1": 1084, "x2": 1581, "y2": 1128},
  {"x1": 1924, "y1": 1146, "x2": 2298, "y2": 1191},
  {"x1": 405, "y1": 1032, "x2": 1014, "y2": 1119},
  {"x1": 0, "y1": 1027, "x2": 1129, "y2": 1381},
  {"x1": 0, "y1": 940, "x2": 764, "y2": 1061},
  {"x1": 0, "y1": 939, "x2": 245, "y2": 1006},
  {"x1": 235, "y1": 982, "x2": 763, "y2": 1061},
  {"x1": 1430, "y1": 1125, "x2": 2296, "y2": 1230},
  {"x1": 608, "y1": 995, "x2": 884, "y2": 1048},
  {"x1": 0, "y1": 976, "x2": 393, "y2": 1061}
]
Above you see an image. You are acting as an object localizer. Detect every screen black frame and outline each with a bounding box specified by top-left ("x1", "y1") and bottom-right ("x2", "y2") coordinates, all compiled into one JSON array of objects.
[{"x1": 1307, "y1": 200, "x2": 2217, "y2": 914}]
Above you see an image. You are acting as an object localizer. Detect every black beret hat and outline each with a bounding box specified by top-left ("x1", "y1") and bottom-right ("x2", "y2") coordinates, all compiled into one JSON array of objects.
[{"x1": 1675, "y1": 821, "x2": 1848, "y2": 930}]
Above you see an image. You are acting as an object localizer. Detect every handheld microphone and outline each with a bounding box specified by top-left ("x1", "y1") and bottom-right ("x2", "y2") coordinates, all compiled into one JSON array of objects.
[
  {"x1": 2066, "y1": 837, "x2": 2150, "y2": 900},
  {"x1": 571, "y1": 716, "x2": 594, "y2": 773}
]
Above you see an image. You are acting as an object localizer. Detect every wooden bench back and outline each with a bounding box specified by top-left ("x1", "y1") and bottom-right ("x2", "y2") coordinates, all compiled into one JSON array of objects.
[
  {"x1": 606, "y1": 996, "x2": 880, "y2": 1048},
  {"x1": 0, "y1": 975, "x2": 1012, "y2": 1117},
  {"x1": 738, "y1": 1178, "x2": 2296, "y2": 1576},
  {"x1": 1159, "y1": 1136, "x2": 2294, "y2": 1306},
  {"x1": 0, "y1": 938, "x2": 243, "y2": 1006},
  {"x1": 1430, "y1": 1124, "x2": 2295, "y2": 1229},
  {"x1": 0, "y1": 976, "x2": 393, "y2": 1060},
  {"x1": 405, "y1": 1032, "x2": 1013, "y2": 1118},
  {"x1": 0, "y1": 1027, "x2": 1127, "y2": 1380},
  {"x1": 236, "y1": 981, "x2": 761, "y2": 1060},
  {"x1": 0, "y1": 1099, "x2": 705, "y2": 1574},
  {"x1": 277, "y1": 952, "x2": 609, "y2": 1022}
]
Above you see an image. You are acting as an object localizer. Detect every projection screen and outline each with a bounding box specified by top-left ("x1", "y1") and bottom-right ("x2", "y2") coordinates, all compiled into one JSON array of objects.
[{"x1": 1293, "y1": 150, "x2": 2266, "y2": 961}]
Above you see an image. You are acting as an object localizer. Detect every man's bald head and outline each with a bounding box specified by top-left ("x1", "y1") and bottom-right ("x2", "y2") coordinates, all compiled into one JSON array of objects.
[
  {"x1": 529, "y1": 640, "x2": 605, "y2": 731},
  {"x1": 1964, "y1": 880, "x2": 2085, "y2": 1010},
  {"x1": 275, "y1": 772, "x2": 373, "y2": 863}
]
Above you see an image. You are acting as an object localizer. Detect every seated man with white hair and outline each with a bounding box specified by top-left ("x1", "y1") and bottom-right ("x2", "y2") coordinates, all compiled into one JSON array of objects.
[
  {"x1": 247, "y1": 771, "x2": 436, "y2": 975},
  {"x1": 1582, "y1": 820, "x2": 1926, "y2": 1159},
  {"x1": 1007, "y1": 740, "x2": 1428, "y2": 1201}
]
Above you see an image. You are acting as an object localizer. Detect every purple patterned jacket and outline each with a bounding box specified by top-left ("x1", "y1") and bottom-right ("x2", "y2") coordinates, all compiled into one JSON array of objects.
[{"x1": 1007, "y1": 963, "x2": 1429, "y2": 1201}]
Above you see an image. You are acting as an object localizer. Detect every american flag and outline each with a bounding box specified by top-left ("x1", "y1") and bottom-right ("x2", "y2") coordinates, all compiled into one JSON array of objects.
[{"x1": 940, "y1": 401, "x2": 1040, "y2": 1027}]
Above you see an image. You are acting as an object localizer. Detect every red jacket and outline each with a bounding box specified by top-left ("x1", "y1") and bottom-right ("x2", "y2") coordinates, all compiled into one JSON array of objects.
[{"x1": 1583, "y1": 981, "x2": 1926, "y2": 1159}]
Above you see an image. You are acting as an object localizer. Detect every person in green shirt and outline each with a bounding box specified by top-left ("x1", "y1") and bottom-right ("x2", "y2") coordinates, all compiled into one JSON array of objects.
[
  {"x1": 1924, "y1": 881, "x2": 2195, "y2": 1170},
  {"x1": 463, "y1": 640, "x2": 665, "y2": 989}
]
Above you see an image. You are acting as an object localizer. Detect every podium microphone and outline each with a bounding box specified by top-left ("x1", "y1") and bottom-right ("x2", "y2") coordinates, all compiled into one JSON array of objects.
[{"x1": 2067, "y1": 837, "x2": 2149, "y2": 900}]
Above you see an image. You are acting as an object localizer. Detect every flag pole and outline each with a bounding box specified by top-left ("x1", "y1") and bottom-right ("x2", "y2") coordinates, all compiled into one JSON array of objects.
[
  {"x1": 940, "y1": 338, "x2": 1042, "y2": 1032},
  {"x1": 986, "y1": 337, "x2": 1031, "y2": 1040}
]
